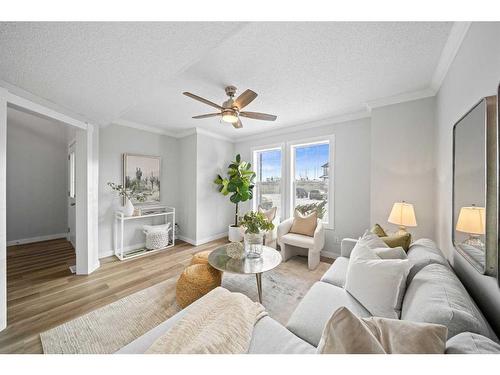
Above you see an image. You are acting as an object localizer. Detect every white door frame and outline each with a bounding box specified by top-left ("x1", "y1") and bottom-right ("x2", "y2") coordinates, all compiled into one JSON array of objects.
[
  {"x1": 68, "y1": 141, "x2": 77, "y2": 247},
  {"x1": 0, "y1": 86, "x2": 99, "y2": 331}
]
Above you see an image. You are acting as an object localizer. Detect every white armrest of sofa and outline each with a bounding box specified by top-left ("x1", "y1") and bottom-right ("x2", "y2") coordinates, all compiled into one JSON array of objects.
[{"x1": 340, "y1": 238, "x2": 358, "y2": 258}]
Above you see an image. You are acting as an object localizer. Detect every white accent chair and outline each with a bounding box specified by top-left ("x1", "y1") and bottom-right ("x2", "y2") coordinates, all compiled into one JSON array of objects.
[{"x1": 277, "y1": 218, "x2": 325, "y2": 270}]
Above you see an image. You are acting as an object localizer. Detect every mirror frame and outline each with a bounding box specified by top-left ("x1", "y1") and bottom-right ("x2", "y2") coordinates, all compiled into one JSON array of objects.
[{"x1": 452, "y1": 95, "x2": 498, "y2": 276}]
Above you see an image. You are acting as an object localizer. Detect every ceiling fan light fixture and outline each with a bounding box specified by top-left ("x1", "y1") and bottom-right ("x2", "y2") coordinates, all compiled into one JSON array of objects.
[{"x1": 221, "y1": 110, "x2": 238, "y2": 124}]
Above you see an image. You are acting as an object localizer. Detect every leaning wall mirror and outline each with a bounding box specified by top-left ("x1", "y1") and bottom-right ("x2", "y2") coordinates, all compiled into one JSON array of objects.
[{"x1": 452, "y1": 95, "x2": 497, "y2": 275}]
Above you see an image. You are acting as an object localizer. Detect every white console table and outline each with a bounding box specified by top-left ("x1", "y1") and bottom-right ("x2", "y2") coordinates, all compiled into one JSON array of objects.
[{"x1": 114, "y1": 207, "x2": 175, "y2": 260}]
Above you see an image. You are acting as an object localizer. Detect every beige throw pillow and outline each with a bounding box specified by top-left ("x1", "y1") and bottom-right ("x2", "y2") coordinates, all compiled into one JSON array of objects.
[
  {"x1": 317, "y1": 307, "x2": 448, "y2": 354},
  {"x1": 258, "y1": 206, "x2": 277, "y2": 223},
  {"x1": 289, "y1": 211, "x2": 317, "y2": 237}
]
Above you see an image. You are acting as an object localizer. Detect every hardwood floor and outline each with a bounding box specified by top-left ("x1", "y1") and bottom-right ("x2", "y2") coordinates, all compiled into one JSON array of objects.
[{"x1": 0, "y1": 237, "x2": 229, "y2": 354}]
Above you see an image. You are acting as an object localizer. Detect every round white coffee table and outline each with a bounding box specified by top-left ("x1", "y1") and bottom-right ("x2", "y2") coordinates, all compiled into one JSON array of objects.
[{"x1": 208, "y1": 244, "x2": 282, "y2": 304}]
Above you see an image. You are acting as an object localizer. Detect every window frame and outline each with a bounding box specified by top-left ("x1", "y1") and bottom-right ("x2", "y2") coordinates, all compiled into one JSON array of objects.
[
  {"x1": 287, "y1": 135, "x2": 335, "y2": 229},
  {"x1": 251, "y1": 143, "x2": 286, "y2": 221}
]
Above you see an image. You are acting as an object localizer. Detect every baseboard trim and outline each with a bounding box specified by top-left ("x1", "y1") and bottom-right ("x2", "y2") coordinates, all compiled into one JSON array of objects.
[
  {"x1": 195, "y1": 232, "x2": 228, "y2": 246},
  {"x1": 7, "y1": 233, "x2": 68, "y2": 246},
  {"x1": 99, "y1": 233, "x2": 229, "y2": 259},
  {"x1": 177, "y1": 232, "x2": 228, "y2": 246},
  {"x1": 176, "y1": 235, "x2": 196, "y2": 245},
  {"x1": 321, "y1": 250, "x2": 340, "y2": 259}
]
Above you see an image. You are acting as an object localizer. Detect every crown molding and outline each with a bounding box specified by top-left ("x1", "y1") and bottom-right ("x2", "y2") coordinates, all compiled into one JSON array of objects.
[
  {"x1": 111, "y1": 119, "x2": 178, "y2": 137},
  {"x1": 365, "y1": 87, "x2": 436, "y2": 112},
  {"x1": 194, "y1": 127, "x2": 233, "y2": 142},
  {"x1": 112, "y1": 119, "x2": 235, "y2": 142},
  {"x1": 430, "y1": 22, "x2": 471, "y2": 92},
  {"x1": 232, "y1": 109, "x2": 371, "y2": 144}
]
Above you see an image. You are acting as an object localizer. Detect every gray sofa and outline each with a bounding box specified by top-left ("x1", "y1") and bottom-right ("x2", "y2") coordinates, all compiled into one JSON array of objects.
[{"x1": 116, "y1": 238, "x2": 500, "y2": 354}]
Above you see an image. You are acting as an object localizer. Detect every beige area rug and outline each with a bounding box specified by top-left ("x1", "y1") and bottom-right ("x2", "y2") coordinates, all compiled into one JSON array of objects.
[{"x1": 40, "y1": 256, "x2": 330, "y2": 354}]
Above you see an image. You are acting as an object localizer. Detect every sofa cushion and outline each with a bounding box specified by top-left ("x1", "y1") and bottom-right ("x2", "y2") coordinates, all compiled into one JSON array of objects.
[
  {"x1": 320, "y1": 257, "x2": 348, "y2": 287},
  {"x1": 406, "y1": 239, "x2": 450, "y2": 283},
  {"x1": 117, "y1": 310, "x2": 314, "y2": 354},
  {"x1": 358, "y1": 231, "x2": 388, "y2": 249},
  {"x1": 280, "y1": 233, "x2": 315, "y2": 248},
  {"x1": 374, "y1": 246, "x2": 407, "y2": 260},
  {"x1": 402, "y1": 263, "x2": 495, "y2": 340},
  {"x1": 286, "y1": 281, "x2": 371, "y2": 347},
  {"x1": 446, "y1": 332, "x2": 500, "y2": 354},
  {"x1": 249, "y1": 316, "x2": 316, "y2": 354},
  {"x1": 345, "y1": 244, "x2": 411, "y2": 319}
]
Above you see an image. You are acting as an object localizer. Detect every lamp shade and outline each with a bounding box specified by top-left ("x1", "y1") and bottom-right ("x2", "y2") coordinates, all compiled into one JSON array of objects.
[
  {"x1": 388, "y1": 202, "x2": 417, "y2": 227},
  {"x1": 456, "y1": 206, "x2": 485, "y2": 235}
]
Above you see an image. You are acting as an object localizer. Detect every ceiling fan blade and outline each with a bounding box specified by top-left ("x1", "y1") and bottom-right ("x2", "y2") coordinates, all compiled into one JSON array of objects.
[
  {"x1": 192, "y1": 113, "x2": 221, "y2": 119},
  {"x1": 239, "y1": 111, "x2": 277, "y2": 121},
  {"x1": 234, "y1": 89, "x2": 257, "y2": 110},
  {"x1": 232, "y1": 118, "x2": 243, "y2": 129},
  {"x1": 183, "y1": 92, "x2": 223, "y2": 110}
]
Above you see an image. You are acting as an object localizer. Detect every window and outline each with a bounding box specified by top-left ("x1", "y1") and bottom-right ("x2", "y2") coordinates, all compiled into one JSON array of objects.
[
  {"x1": 290, "y1": 139, "x2": 331, "y2": 225},
  {"x1": 252, "y1": 146, "x2": 283, "y2": 220},
  {"x1": 69, "y1": 151, "x2": 76, "y2": 198}
]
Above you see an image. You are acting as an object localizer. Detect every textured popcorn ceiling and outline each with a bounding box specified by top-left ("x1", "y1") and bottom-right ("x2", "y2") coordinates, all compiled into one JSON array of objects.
[{"x1": 0, "y1": 22, "x2": 452, "y2": 137}]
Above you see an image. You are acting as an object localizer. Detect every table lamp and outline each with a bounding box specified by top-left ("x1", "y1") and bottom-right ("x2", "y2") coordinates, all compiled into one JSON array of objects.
[
  {"x1": 456, "y1": 205, "x2": 485, "y2": 250},
  {"x1": 388, "y1": 201, "x2": 417, "y2": 235}
]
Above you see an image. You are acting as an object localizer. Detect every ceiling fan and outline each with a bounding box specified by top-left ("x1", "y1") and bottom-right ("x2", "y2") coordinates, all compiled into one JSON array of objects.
[{"x1": 183, "y1": 86, "x2": 277, "y2": 129}]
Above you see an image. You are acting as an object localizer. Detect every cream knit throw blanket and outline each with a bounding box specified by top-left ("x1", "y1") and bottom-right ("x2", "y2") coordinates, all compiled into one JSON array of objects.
[{"x1": 146, "y1": 287, "x2": 267, "y2": 354}]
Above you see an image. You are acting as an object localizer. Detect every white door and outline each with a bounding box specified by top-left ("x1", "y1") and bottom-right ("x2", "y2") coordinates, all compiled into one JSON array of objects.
[{"x1": 68, "y1": 142, "x2": 76, "y2": 247}]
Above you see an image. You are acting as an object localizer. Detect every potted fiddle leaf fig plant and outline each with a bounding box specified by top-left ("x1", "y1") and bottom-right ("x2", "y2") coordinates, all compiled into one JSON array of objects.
[
  {"x1": 214, "y1": 154, "x2": 256, "y2": 242},
  {"x1": 239, "y1": 211, "x2": 274, "y2": 258}
]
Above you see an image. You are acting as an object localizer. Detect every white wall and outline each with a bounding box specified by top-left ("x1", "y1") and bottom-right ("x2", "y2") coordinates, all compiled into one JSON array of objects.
[
  {"x1": 370, "y1": 97, "x2": 436, "y2": 240},
  {"x1": 176, "y1": 133, "x2": 197, "y2": 242},
  {"x1": 196, "y1": 133, "x2": 235, "y2": 243},
  {"x1": 235, "y1": 118, "x2": 372, "y2": 255},
  {"x1": 98, "y1": 124, "x2": 179, "y2": 257},
  {"x1": 435, "y1": 22, "x2": 500, "y2": 334},
  {"x1": 6, "y1": 108, "x2": 68, "y2": 243}
]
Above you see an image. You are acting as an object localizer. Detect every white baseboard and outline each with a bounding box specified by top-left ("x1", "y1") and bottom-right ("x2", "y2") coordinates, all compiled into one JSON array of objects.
[
  {"x1": 178, "y1": 232, "x2": 228, "y2": 246},
  {"x1": 99, "y1": 232, "x2": 229, "y2": 259},
  {"x1": 321, "y1": 250, "x2": 340, "y2": 259},
  {"x1": 7, "y1": 233, "x2": 68, "y2": 246},
  {"x1": 176, "y1": 235, "x2": 196, "y2": 245},
  {"x1": 194, "y1": 232, "x2": 228, "y2": 246}
]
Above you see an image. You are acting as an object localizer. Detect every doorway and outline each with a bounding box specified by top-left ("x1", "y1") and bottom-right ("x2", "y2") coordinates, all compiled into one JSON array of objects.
[{"x1": 0, "y1": 88, "x2": 100, "y2": 332}]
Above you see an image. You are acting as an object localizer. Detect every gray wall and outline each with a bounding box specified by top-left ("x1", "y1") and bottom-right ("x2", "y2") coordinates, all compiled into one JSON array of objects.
[
  {"x1": 370, "y1": 97, "x2": 436, "y2": 240},
  {"x1": 6, "y1": 108, "x2": 68, "y2": 243},
  {"x1": 435, "y1": 22, "x2": 500, "y2": 335},
  {"x1": 196, "y1": 133, "x2": 235, "y2": 242},
  {"x1": 235, "y1": 118, "x2": 372, "y2": 256},
  {"x1": 98, "y1": 124, "x2": 179, "y2": 256}
]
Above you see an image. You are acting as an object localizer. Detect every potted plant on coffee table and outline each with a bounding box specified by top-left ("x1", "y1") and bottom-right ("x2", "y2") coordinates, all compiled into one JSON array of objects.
[
  {"x1": 239, "y1": 211, "x2": 274, "y2": 258},
  {"x1": 214, "y1": 154, "x2": 256, "y2": 242}
]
